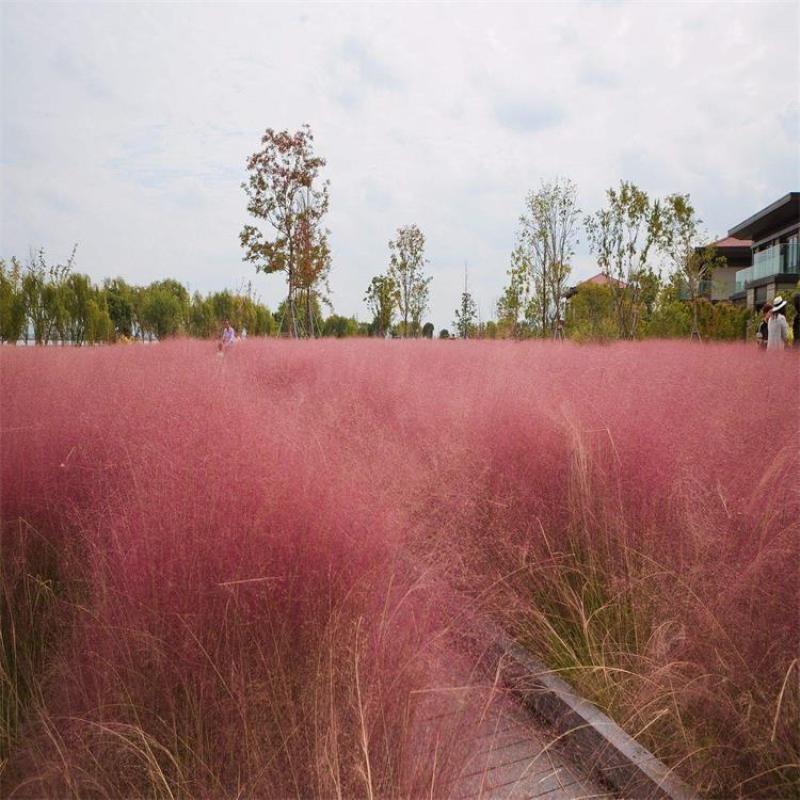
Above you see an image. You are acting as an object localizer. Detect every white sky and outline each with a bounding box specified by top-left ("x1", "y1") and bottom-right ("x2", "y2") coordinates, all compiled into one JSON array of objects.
[{"x1": 2, "y1": 1, "x2": 798, "y2": 330}]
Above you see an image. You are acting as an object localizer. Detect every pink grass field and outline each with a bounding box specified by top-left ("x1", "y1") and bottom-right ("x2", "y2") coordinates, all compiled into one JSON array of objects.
[{"x1": 1, "y1": 339, "x2": 798, "y2": 798}]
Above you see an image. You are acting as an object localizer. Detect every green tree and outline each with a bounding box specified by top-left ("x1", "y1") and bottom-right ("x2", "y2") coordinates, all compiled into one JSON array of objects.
[
  {"x1": 585, "y1": 181, "x2": 662, "y2": 339},
  {"x1": 364, "y1": 274, "x2": 396, "y2": 337},
  {"x1": 208, "y1": 290, "x2": 238, "y2": 330},
  {"x1": 127, "y1": 286, "x2": 148, "y2": 340},
  {"x1": 189, "y1": 292, "x2": 216, "y2": 338},
  {"x1": 646, "y1": 296, "x2": 692, "y2": 338},
  {"x1": 104, "y1": 278, "x2": 134, "y2": 338},
  {"x1": 322, "y1": 314, "x2": 359, "y2": 338},
  {"x1": 21, "y1": 247, "x2": 75, "y2": 344},
  {"x1": 142, "y1": 285, "x2": 183, "y2": 340},
  {"x1": 658, "y1": 193, "x2": 726, "y2": 339},
  {"x1": 151, "y1": 279, "x2": 190, "y2": 329},
  {"x1": 497, "y1": 244, "x2": 529, "y2": 338},
  {"x1": 453, "y1": 283, "x2": 478, "y2": 339},
  {"x1": 421, "y1": 322, "x2": 434, "y2": 339},
  {"x1": 388, "y1": 224, "x2": 431, "y2": 337},
  {"x1": 0, "y1": 258, "x2": 27, "y2": 343},
  {"x1": 60, "y1": 273, "x2": 95, "y2": 345},
  {"x1": 251, "y1": 304, "x2": 275, "y2": 336},
  {"x1": 517, "y1": 178, "x2": 580, "y2": 337},
  {"x1": 85, "y1": 292, "x2": 114, "y2": 344},
  {"x1": 566, "y1": 283, "x2": 618, "y2": 342},
  {"x1": 241, "y1": 125, "x2": 330, "y2": 338}
]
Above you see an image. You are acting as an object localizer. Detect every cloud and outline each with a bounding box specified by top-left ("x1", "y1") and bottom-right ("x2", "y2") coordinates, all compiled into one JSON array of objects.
[
  {"x1": 339, "y1": 35, "x2": 400, "y2": 91},
  {"x1": 50, "y1": 48, "x2": 114, "y2": 101},
  {"x1": 1, "y1": 1, "x2": 798, "y2": 328},
  {"x1": 329, "y1": 34, "x2": 401, "y2": 110},
  {"x1": 493, "y1": 97, "x2": 565, "y2": 133},
  {"x1": 577, "y1": 62, "x2": 620, "y2": 88}
]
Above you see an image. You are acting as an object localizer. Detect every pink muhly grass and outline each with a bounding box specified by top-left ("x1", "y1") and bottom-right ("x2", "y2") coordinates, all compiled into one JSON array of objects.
[
  {"x1": 1, "y1": 343, "x2": 473, "y2": 798},
  {"x1": 1, "y1": 338, "x2": 798, "y2": 797}
]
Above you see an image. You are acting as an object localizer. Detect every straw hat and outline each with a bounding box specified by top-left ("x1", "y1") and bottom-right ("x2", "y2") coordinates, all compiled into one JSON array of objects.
[{"x1": 771, "y1": 295, "x2": 787, "y2": 312}]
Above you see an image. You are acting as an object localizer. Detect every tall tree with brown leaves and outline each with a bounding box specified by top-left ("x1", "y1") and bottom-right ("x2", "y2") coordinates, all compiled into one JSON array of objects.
[{"x1": 240, "y1": 125, "x2": 330, "y2": 338}]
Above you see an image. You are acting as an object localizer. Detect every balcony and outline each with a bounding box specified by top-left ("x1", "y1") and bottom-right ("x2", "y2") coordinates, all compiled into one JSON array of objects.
[
  {"x1": 735, "y1": 267, "x2": 752, "y2": 292},
  {"x1": 735, "y1": 242, "x2": 799, "y2": 291}
]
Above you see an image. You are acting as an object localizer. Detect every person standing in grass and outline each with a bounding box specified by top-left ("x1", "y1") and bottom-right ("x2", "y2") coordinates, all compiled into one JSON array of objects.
[
  {"x1": 219, "y1": 318, "x2": 236, "y2": 353},
  {"x1": 756, "y1": 303, "x2": 772, "y2": 349},
  {"x1": 767, "y1": 296, "x2": 788, "y2": 351},
  {"x1": 793, "y1": 294, "x2": 800, "y2": 348}
]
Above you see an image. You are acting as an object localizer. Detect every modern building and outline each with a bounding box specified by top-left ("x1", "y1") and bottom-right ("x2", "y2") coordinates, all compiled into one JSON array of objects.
[
  {"x1": 698, "y1": 236, "x2": 752, "y2": 301},
  {"x1": 728, "y1": 192, "x2": 800, "y2": 309}
]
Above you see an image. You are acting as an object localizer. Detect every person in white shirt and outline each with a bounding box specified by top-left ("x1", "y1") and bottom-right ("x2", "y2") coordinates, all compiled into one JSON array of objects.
[
  {"x1": 767, "y1": 296, "x2": 788, "y2": 351},
  {"x1": 220, "y1": 319, "x2": 236, "y2": 352}
]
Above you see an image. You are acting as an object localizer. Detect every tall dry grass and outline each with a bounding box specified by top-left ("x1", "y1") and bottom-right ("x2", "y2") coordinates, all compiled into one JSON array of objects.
[{"x1": 1, "y1": 339, "x2": 797, "y2": 797}]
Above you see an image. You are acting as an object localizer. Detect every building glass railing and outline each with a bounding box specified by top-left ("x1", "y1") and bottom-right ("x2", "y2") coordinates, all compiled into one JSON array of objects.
[
  {"x1": 735, "y1": 267, "x2": 753, "y2": 292},
  {"x1": 735, "y1": 242, "x2": 799, "y2": 291}
]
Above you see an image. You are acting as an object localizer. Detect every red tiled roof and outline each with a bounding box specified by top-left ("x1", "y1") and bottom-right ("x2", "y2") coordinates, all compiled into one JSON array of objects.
[
  {"x1": 579, "y1": 272, "x2": 626, "y2": 288},
  {"x1": 713, "y1": 236, "x2": 752, "y2": 249}
]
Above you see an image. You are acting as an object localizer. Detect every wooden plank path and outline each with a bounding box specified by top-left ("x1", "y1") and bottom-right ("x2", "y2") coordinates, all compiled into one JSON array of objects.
[
  {"x1": 416, "y1": 685, "x2": 612, "y2": 800},
  {"x1": 399, "y1": 556, "x2": 694, "y2": 799},
  {"x1": 455, "y1": 698, "x2": 612, "y2": 799}
]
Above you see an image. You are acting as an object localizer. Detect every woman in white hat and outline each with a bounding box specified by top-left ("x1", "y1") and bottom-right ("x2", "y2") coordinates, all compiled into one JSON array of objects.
[{"x1": 767, "y1": 296, "x2": 788, "y2": 350}]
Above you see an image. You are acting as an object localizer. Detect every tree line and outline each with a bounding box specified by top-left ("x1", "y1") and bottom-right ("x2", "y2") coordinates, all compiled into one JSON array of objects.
[
  {"x1": 0, "y1": 250, "x2": 277, "y2": 345},
  {"x1": 488, "y1": 178, "x2": 758, "y2": 341},
  {"x1": 240, "y1": 125, "x2": 764, "y2": 343},
  {"x1": 1, "y1": 123, "x2": 774, "y2": 345}
]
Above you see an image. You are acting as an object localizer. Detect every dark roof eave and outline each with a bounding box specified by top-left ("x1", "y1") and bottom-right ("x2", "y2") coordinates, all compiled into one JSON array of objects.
[{"x1": 728, "y1": 192, "x2": 800, "y2": 239}]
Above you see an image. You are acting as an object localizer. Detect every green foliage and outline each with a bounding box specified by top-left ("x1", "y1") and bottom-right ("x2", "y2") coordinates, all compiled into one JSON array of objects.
[
  {"x1": 188, "y1": 292, "x2": 216, "y2": 338},
  {"x1": 388, "y1": 224, "x2": 431, "y2": 337},
  {"x1": 584, "y1": 181, "x2": 662, "y2": 339},
  {"x1": 1, "y1": 249, "x2": 280, "y2": 344},
  {"x1": 568, "y1": 271, "x2": 750, "y2": 342},
  {"x1": 364, "y1": 274, "x2": 396, "y2": 337},
  {"x1": 496, "y1": 245, "x2": 529, "y2": 338},
  {"x1": 645, "y1": 299, "x2": 692, "y2": 338},
  {"x1": 322, "y1": 314, "x2": 361, "y2": 338},
  {"x1": 517, "y1": 178, "x2": 580, "y2": 336},
  {"x1": 438, "y1": 329, "x2": 450, "y2": 339},
  {"x1": 0, "y1": 259, "x2": 27, "y2": 343},
  {"x1": 453, "y1": 289, "x2": 477, "y2": 338},
  {"x1": 251, "y1": 304, "x2": 275, "y2": 336},
  {"x1": 142, "y1": 287, "x2": 183, "y2": 340},
  {"x1": 104, "y1": 278, "x2": 135, "y2": 338},
  {"x1": 421, "y1": 322, "x2": 434, "y2": 339},
  {"x1": 659, "y1": 195, "x2": 727, "y2": 335},
  {"x1": 646, "y1": 297, "x2": 749, "y2": 340},
  {"x1": 21, "y1": 247, "x2": 75, "y2": 344},
  {"x1": 566, "y1": 283, "x2": 618, "y2": 342}
]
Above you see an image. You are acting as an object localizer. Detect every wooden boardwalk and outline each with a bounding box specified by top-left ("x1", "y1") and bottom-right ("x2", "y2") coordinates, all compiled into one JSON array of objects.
[
  {"x1": 416, "y1": 685, "x2": 612, "y2": 800},
  {"x1": 455, "y1": 698, "x2": 611, "y2": 799}
]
